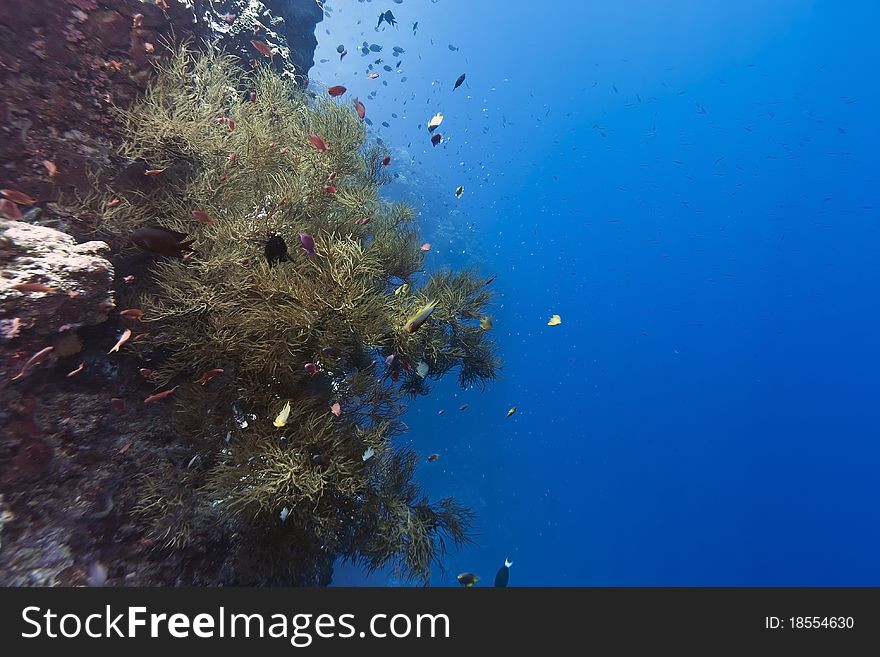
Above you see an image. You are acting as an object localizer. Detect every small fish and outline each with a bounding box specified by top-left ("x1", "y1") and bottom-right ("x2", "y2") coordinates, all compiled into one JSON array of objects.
[
  {"x1": 119, "y1": 309, "x2": 144, "y2": 320},
  {"x1": 308, "y1": 133, "x2": 329, "y2": 152},
  {"x1": 459, "y1": 404, "x2": 468, "y2": 411},
  {"x1": 479, "y1": 316, "x2": 493, "y2": 330},
  {"x1": 106, "y1": 198, "x2": 121, "y2": 208},
  {"x1": 355, "y1": 216, "x2": 372, "y2": 225},
  {"x1": 547, "y1": 314, "x2": 562, "y2": 326},
  {"x1": 265, "y1": 233, "x2": 289, "y2": 265},
  {"x1": 279, "y1": 506, "x2": 290, "y2": 522},
  {"x1": 299, "y1": 232, "x2": 316, "y2": 257},
  {"x1": 327, "y1": 85, "x2": 347, "y2": 97},
  {"x1": 368, "y1": 72, "x2": 380, "y2": 79},
  {"x1": 1, "y1": 189, "x2": 36, "y2": 206},
  {"x1": 66, "y1": 362, "x2": 85, "y2": 378},
  {"x1": 336, "y1": 45, "x2": 346, "y2": 54},
  {"x1": 221, "y1": 12, "x2": 235, "y2": 25},
  {"x1": 353, "y1": 97, "x2": 366, "y2": 119},
  {"x1": 413, "y1": 21, "x2": 418, "y2": 34},
  {"x1": 321, "y1": 346, "x2": 340, "y2": 357},
  {"x1": 132, "y1": 13, "x2": 144, "y2": 28},
  {"x1": 118, "y1": 441, "x2": 133, "y2": 455},
  {"x1": 330, "y1": 402, "x2": 342, "y2": 417},
  {"x1": 42, "y1": 160, "x2": 57, "y2": 177},
  {"x1": 404, "y1": 300, "x2": 438, "y2": 334},
  {"x1": 385, "y1": 354, "x2": 396, "y2": 368},
  {"x1": 323, "y1": 185, "x2": 337, "y2": 195},
  {"x1": 453, "y1": 73, "x2": 466, "y2": 91},
  {"x1": 457, "y1": 573, "x2": 479, "y2": 587},
  {"x1": 448, "y1": 44, "x2": 459, "y2": 52},
  {"x1": 274, "y1": 401, "x2": 291, "y2": 427},
  {"x1": 381, "y1": 155, "x2": 391, "y2": 166},
  {"x1": 427, "y1": 453, "x2": 440, "y2": 462},
  {"x1": 131, "y1": 227, "x2": 194, "y2": 258},
  {"x1": 192, "y1": 210, "x2": 213, "y2": 225},
  {"x1": 431, "y1": 133, "x2": 442, "y2": 146},
  {"x1": 362, "y1": 446, "x2": 375, "y2": 461},
  {"x1": 304, "y1": 362, "x2": 318, "y2": 376},
  {"x1": 87, "y1": 562, "x2": 108, "y2": 587},
  {"x1": 11, "y1": 282, "x2": 57, "y2": 293},
  {"x1": 394, "y1": 283, "x2": 409, "y2": 295},
  {"x1": 195, "y1": 368, "x2": 224, "y2": 385},
  {"x1": 110, "y1": 398, "x2": 126, "y2": 411},
  {"x1": 327, "y1": 171, "x2": 338, "y2": 183},
  {"x1": 438, "y1": 410, "x2": 444, "y2": 415},
  {"x1": 455, "y1": 185, "x2": 464, "y2": 198},
  {"x1": 143, "y1": 386, "x2": 178, "y2": 404},
  {"x1": 251, "y1": 40, "x2": 274, "y2": 59},
  {"x1": 123, "y1": 275, "x2": 136, "y2": 283},
  {"x1": 427, "y1": 113, "x2": 444, "y2": 132},
  {"x1": 144, "y1": 168, "x2": 165, "y2": 176},
  {"x1": 494, "y1": 559, "x2": 513, "y2": 587},
  {"x1": 416, "y1": 361, "x2": 429, "y2": 378},
  {"x1": 420, "y1": 242, "x2": 431, "y2": 252},
  {"x1": 484, "y1": 275, "x2": 497, "y2": 286},
  {"x1": 507, "y1": 407, "x2": 516, "y2": 417},
  {"x1": 108, "y1": 328, "x2": 132, "y2": 354},
  {"x1": 0, "y1": 199, "x2": 22, "y2": 220},
  {"x1": 139, "y1": 368, "x2": 153, "y2": 378}
]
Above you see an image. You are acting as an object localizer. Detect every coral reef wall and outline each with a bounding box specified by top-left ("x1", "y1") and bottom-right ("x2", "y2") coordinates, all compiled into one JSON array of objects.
[{"x1": 1, "y1": 0, "x2": 323, "y2": 586}]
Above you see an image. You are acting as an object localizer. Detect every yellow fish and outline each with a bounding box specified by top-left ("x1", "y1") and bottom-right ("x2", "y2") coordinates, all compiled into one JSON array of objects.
[
  {"x1": 455, "y1": 185, "x2": 464, "y2": 199},
  {"x1": 479, "y1": 315, "x2": 493, "y2": 330},
  {"x1": 507, "y1": 406, "x2": 516, "y2": 417},
  {"x1": 404, "y1": 300, "x2": 438, "y2": 334},
  {"x1": 394, "y1": 283, "x2": 410, "y2": 296},
  {"x1": 547, "y1": 314, "x2": 562, "y2": 326},
  {"x1": 273, "y1": 400, "x2": 291, "y2": 427}
]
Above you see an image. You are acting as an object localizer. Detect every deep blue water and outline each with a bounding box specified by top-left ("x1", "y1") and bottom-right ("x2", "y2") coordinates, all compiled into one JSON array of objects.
[{"x1": 315, "y1": 0, "x2": 880, "y2": 585}]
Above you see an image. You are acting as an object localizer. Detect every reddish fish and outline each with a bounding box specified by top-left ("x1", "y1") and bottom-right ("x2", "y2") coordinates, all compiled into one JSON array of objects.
[
  {"x1": 327, "y1": 85, "x2": 347, "y2": 97},
  {"x1": 123, "y1": 275, "x2": 136, "y2": 283},
  {"x1": 1, "y1": 189, "x2": 36, "y2": 206},
  {"x1": 108, "y1": 328, "x2": 132, "y2": 354},
  {"x1": 0, "y1": 199, "x2": 22, "y2": 220},
  {"x1": 67, "y1": 362, "x2": 85, "y2": 378},
  {"x1": 10, "y1": 346, "x2": 54, "y2": 382},
  {"x1": 119, "y1": 309, "x2": 145, "y2": 320},
  {"x1": 192, "y1": 210, "x2": 214, "y2": 225},
  {"x1": 132, "y1": 13, "x2": 143, "y2": 28},
  {"x1": 144, "y1": 168, "x2": 165, "y2": 176},
  {"x1": 381, "y1": 156, "x2": 391, "y2": 166},
  {"x1": 195, "y1": 368, "x2": 224, "y2": 385},
  {"x1": 43, "y1": 160, "x2": 58, "y2": 178},
  {"x1": 106, "y1": 198, "x2": 121, "y2": 208},
  {"x1": 323, "y1": 185, "x2": 337, "y2": 195},
  {"x1": 330, "y1": 402, "x2": 341, "y2": 417},
  {"x1": 12, "y1": 282, "x2": 57, "y2": 293},
  {"x1": 144, "y1": 386, "x2": 178, "y2": 404},
  {"x1": 251, "y1": 40, "x2": 274, "y2": 59},
  {"x1": 355, "y1": 216, "x2": 372, "y2": 225},
  {"x1": 308, "y1": 133, "x2": 329, "y2": 152},
  {"x1": 118, "y1": 441, "x2": 133, "y2": 455},
  {"x1": 304, "y1": 363, "x2": 318, "y2": 376},
  {"x1": 420, "y1": 243, "x2": 431, "y2": 252},
  {"x1": 353, "y1": 97, "x2": 366, "y2": 120}
]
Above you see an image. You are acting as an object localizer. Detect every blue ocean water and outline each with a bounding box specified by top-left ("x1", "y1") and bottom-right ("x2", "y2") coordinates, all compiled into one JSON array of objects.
[{"x1": 317, "y1": 0, "x2": 880, "y2": 586}]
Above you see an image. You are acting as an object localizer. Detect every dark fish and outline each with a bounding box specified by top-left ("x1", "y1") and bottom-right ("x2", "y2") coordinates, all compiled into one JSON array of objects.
[
  {"x1": 353, "y1": 97, "x2": 366, "y2": 119},
  {"x1": 412, "y1": 22, "x2": 418, "y2": 34},
  {"x1": 448, "y1": 44, "x2": 459, "y2": 51},
  {"x1": 383, "y1": 10, "x2": 397, "y2": 27},
  {"x1": 392, "y1": 46, "x2": 405, "y2": 54},
  {"x1": 336, "y1": 45, "x2": 346, "y2": 53},
  {"x1": 484, "y1": 274, "x2": 497, "y2": 286},
  {"x1": 459, "y1": 404, "x2": 468, "y2": 411},
  {"x1": 457, "y1": 572, "x2": 479, "y2": 587},
  {"x1": 265, "y1": 233, "x2": 289, "y2": 266},
  {"x1": 383, "y1": 65, "x2": 392, "y2": 72},
  {"x1": 494, "y1": 559, "x2": 513, "y2": 587},
  {"x1": 131, "y1": 227, "x2": 194, "y2": 257},
  {"x1": 370, "y1": 44, "x2": 383, "y2": 52},
  {"x1": 327, "y1": 85, "x2": 347, "y2": 97},
  {"x1": 431, "y1": 133, "x2": 442, "y2": 146},
  {"x1": 427, "y1": 453, "x2": 440, "y2": 462},
  {"x1": 453, "y1": 73, "x2": 466, "y2": 91}
]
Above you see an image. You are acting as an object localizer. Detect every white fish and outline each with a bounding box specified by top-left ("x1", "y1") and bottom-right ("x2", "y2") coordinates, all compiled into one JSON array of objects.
[
  {"x1": 416, "y1": 361, "x2": 429, "y2": 378},
  {"x1": 362, "y1": 447, "x2": 375, "y2": 461},
  {"x1": 279, "y1": 507, "x2": 290, "y2": 522}
]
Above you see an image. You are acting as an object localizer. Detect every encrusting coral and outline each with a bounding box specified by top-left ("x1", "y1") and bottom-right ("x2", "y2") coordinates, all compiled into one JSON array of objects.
[{"x1": 90, "y1": 46, "x2": 500, "y2": 585}]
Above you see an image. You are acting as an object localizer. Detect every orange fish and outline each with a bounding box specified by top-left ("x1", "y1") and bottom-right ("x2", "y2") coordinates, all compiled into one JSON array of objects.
[
  {"x1": 420, "y1": 243, "x2": 431, "y2": 252},
  {"x1": 10, "y1": 346, "x2": 54, "y2": 382},
  {"x1": 327, "y1": 85, "x2": 347, "y2": 97},
  {"x1": 144, "y1": 168, "x2": 165, "y2": 176},
  {"x1": 251, "y1": 40, "x2": 274, "y2": 59},
  {"x1": 42, "y1": 160, "x2": 57, "y2": 178},
  {"x1": 308, "y1": 133, "x2": 329, "y2": 152},
  {"x1": 1, "y1": 189, "x2": 36, "y2": 206},
  {"x1": 353, "y1": 97, "x2": 366, "y2": 120},
  {"x1": 144, "y1": 386, "x2": 178, "y2": 404},
  {"x1": 12, "y1": 282, "x2": 57, "y2": 293},
  {"x1": 0, "y1": 199, "x2": 21, "y2": 220},
  {"x1": 381, "y1": 156, "x2": 391, "y2": 166},
  {"x1": 66, "y1": 362, "x2": 85, "y2": 378},
  {"x1": 106, "y1": 198, "x2": 121, "y2": 208},
  {"x1": 192, "y1": 210, "x2": 214, "y2": 225},
  {"x1": 108, "y1": 328, "x2": 132, "y2": 354},
  {"x1": 119, "y1": 309, "x2": 145, "y2": 320},
  {"x1": 195, "y1": 368, "x2": 224, "y2": 385},
  {"x1": 368, "y1": 72, "x2": 379, "y2": 79}
]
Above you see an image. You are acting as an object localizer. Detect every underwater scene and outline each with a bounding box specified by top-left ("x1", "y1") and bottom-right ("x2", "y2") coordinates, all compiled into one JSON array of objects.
[{"x1": 0, "y1": 0, "x2": 878, "y2": 588}]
